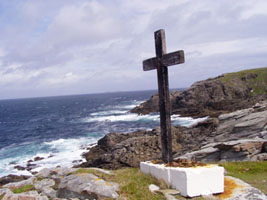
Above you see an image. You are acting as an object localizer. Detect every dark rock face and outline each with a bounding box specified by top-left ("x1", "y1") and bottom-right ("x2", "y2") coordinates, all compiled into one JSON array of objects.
[
  {"x1": 0, "y1": 175, "x2": 30, "y2": 186},
  {"x1": 79, "y1": 119, "x2": 217, "y2": 169},
  {"x1": 79, "y1": 130, "x2": 163, "y2": 169},
  {"x1": 79, "y1": 101, "x2": 267, "y2": 169},
  {"x1": 131, "y1": 70, "x2": 267, "y2": 118}
]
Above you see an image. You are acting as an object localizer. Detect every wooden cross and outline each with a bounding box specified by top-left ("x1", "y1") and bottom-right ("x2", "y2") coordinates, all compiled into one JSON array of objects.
[{"x1": 143, "y1": 29, "x2": 185, "y2": 163}]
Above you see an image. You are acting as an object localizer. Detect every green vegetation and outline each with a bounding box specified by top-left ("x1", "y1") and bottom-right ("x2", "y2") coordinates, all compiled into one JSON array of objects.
[
  {"x1": 1, "y1": 161, "x2": 265, "y2": 199},
  {"x1": 220, "y1": 67, "x2": 267, "y2": 96},
  {"x1": 36, "y1": 176, "x2": 44, "y2": 181},
  {"x1": 11, "y1": 184, "x2": 35, "y2": 194},
  {"x1": 74, "y1": 168, "x2": 167, "y2": 200},
  {"x1": 0, "y1": 194, "x2": 4, "y2": 200},
  {"x1": 220, "y1": 161, "x2": 267, "y2": 194},
  {"x1": 75, "y1": 161, "x2": 266, "y2": 199}
]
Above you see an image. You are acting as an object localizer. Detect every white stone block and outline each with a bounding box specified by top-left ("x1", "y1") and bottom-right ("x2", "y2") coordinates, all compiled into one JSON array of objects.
[
  {"x1": 140, "y1": 162, "x2": 224, "y2": 197},
  {"x1": 140, "y1": 162, "x2": 150, "y2": 175},
  {"x1": 149, "y1": 163, "x2": 170, "y2": 186}
]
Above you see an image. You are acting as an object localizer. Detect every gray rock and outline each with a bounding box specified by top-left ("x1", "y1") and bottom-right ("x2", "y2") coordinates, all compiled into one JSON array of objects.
[
  {"x1": 54, "y1": 167, "x2": 78, "y2": 176},
  {"x1": 3, "y1": 176, "x2": 36, "y2": 188},
  {"x1": 0, "y1": 175, "x2": 30, "y2": 186},
  {"x1": 223, "y1": 176, "x2": 267, "y2": 200},
  {"x1": 149, "y1": 184, "x2": 160, "y2": 193},
  {"x1": 215, "y1": 102, "x2": 267, "y2": 141},
  {"x1": 34, "y1": 179, "x2": 55, "y2": 190},
  {"x1": 58, "y1": 173, "x2": 119, "y2": 199},
  {"x1": 176, "y1": 139, "x2": 267, "y2": 162},
  {"x1": 0, "y1": 188, "x2": 12, "y2": 197},
  {"x1": 251, "y1": 153, "x2": 267, "y2": 161},
  {"x1": 41, "y1": 186, "x2": 57, "y2": 199},
  {"x1": 37, "y1": 168, "x2": 52, "y2": 178},
  {"x1": 2, "y1": 190, "x2": 49, "y2": 200}
]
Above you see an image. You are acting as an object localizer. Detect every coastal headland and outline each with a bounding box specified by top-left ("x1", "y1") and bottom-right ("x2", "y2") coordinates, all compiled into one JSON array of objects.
[{"x1": 0, "y1": 67, "x2": 266, "y2": 199}]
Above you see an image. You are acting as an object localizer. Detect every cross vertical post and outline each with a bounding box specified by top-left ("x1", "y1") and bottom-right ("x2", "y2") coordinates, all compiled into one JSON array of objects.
[
  {"x1": 155, "y1": 30, "x2": 172, "y2": 163},
  {"x1": 142, "y1": 29, "x2": 185, "y2": 163}
]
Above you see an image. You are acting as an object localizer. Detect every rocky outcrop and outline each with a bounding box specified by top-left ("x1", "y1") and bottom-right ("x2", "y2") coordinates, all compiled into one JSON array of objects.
[
  {"x1": 131, "y1": 67, "x2": 267, "y2": 118},
  {"x1": 79, "y1": 129, "x2": 170, "y2": 169},
  {"x1": 217, "y1": 176, "x2": 267, "y2": 200},
  {"x1": 214, "y1": 102, "x2": 267, "y2": 141},
  {"x1": 80, "y1": 101, "x2": 267, "y2": 169},
  {"x1": 0, "y1": 175, "x2": 30, "y2": 187},
  {"x1": 0, "y1": 167, "x2": 119, "y2": 200},
  {"x1": 176, "y1": 139, "x2": 267, "y2": 162}
]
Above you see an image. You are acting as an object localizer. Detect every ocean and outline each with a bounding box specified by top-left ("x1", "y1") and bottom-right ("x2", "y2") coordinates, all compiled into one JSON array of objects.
[{"x1": 0, "y1": 90, "x2": 206, "y2": 177}]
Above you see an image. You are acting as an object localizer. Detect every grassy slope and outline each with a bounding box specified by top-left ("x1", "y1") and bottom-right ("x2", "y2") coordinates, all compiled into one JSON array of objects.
[
  {"x1": 1, "y1": 162, "x2": 265, "y2": 199},
  {"x1": 220, "y1": 161, "x2": 267, "y2": 194},
  {"x1": 220, "y1": 67, "x2": 267, "y2": 96},
  {"x1": 73, "y1": 161, "x2": 266, "y2": 199}
]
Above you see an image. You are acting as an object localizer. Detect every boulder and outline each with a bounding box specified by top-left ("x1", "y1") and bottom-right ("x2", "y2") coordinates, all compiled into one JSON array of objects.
[
  {"x1": 57, "y1": 174, "x2": 119, "y2": 199},
  {"x1": 1, "y1": 167, "x2": 120, "y2": 199},
  {"x1": 0, "y1": 175, "x2": 30, "y2": 186},
  {"x1": 34, "y1": 179, "x2": 57, "y2": 199},
  {"x1": 3, "y1": 176, "x2": 36, "y2": 189},
  {"x1": 218, "y1": 176, "x2": 267, "y2": 200},
  {"x1": 34, "y1": 156, "x2": 44, "y2": 161}
]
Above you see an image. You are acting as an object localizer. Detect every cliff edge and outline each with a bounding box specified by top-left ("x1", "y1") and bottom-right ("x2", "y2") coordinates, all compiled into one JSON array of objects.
[{"x1": 131, "y1": 67, "x2": 267, "y2": 117}]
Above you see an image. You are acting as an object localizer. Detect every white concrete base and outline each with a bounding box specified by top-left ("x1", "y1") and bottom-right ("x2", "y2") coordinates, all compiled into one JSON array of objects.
[{"x1": 140, "y1": 161, "x2": 224, "y2": 197}]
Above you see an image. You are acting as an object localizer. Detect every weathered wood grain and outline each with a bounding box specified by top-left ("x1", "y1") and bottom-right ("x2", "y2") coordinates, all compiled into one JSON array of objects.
[
  {"x1": 143, "y1": 50, "x2": 184, "y2": 71},
  {"x1": 142, "y1": 29, "x2": 185, "y2": 163}
]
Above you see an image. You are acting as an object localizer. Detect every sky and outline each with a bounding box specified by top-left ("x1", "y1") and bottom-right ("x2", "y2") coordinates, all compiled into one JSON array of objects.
[{"x1": 0, "y1": 0, "x2": 267, "y2": 99}]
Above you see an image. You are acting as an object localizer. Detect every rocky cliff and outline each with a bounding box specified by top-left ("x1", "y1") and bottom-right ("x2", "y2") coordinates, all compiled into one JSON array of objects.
[
  {"x1": 131, "y1": 67, "x2": 267, "y2": 118},
  {"x1": 79, "y1": 100, "x2": 267, "y2": 169},
  {"x1": 78, "y1": 68, "x2": 267, "y2": 169}
]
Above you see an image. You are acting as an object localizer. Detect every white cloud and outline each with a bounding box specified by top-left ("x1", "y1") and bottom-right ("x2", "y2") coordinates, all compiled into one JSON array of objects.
[{"x1": 0, "y1": 0, "x2": 266, "y2": 99}]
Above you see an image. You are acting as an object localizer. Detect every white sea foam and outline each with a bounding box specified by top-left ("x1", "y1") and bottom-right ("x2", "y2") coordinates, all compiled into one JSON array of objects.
[
  {"x1": 83, "y1": 112, "x2": 208, "y2": 127},
  {"x1": 171, "y1": 115, "x2": 208, "y2": 127},
  {"x1": 0, "y1": 136, "x2": 100, "y2": 177},
  {"x1": 91, "y1": 110, "x2": 128, "y2": 116},
  {"x1": 83, "y1": 113, "x2": 159, "y2": 123},
  {"x1": 117, "y1": 101, "x2": 144, "y2": 109}
]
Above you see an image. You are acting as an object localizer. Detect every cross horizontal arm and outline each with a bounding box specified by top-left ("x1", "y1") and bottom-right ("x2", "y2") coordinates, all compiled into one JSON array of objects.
[{"x1": 143, "y1": 50, "x2": 185, "y2": 71}]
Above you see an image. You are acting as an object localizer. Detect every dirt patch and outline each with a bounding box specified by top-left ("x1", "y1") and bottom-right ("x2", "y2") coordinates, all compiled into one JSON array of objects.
[
  {"x1": 215, "y1": 177, "x2": 243, "y2": 199},
  {"x1": 152, "y1": 159, "x2": 207, "y2": 168}
]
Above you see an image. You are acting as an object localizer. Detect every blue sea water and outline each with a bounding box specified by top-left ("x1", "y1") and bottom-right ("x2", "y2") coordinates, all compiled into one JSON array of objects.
[{"x1": 0, "y1": 90, "x2": 206, "y2": 177}]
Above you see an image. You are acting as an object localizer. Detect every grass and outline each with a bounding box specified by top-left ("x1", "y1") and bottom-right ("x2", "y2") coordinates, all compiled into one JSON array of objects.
[
  {"x1": 11, "y1": 184, "x2": 35, "y2": 194},
  {"x1": 220, "y1": 161, "x2": 267, "y2": 194},
  {"x1": 2, "y1": 161, "x2": 264, "y2": 199},
  {"x1": 75, "y1": 161, "x2": 266, "y2": 199},
  {"x1": 220, "y1": 67, "x2": 267, "y2": 96},
  {"x1": 0, "y1": 194, "x2": 4, "y2": 200},
  {"x1": 73, "y1": 168, "x2": 167, "y2": 200}
]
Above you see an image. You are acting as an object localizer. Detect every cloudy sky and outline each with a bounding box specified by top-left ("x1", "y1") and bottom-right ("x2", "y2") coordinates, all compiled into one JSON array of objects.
[{"x1": 0, "y1": 0, "x2": 266, "y2": 99}]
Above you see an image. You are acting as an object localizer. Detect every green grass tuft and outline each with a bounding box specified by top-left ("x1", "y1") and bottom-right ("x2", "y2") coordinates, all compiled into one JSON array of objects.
[
  {"x1": 112, "y1": 168, "x2": 167, "y2": 200},
  {"x1": 220, "y1": 67, "x2": 267, "y2": 96},
  {"x1": 12, "y1": 184, "x2": 35, "y2": 194}
]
